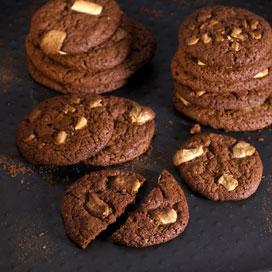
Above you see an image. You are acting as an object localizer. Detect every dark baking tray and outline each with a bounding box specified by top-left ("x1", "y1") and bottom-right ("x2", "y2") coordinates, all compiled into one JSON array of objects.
[{"x1": 1, "y1": 0, "x2": 272, "y2": 271}]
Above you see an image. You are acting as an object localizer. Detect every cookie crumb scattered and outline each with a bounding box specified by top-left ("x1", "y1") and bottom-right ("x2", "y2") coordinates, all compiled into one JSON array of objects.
[
  {"x1": 0, "y1": 154, "x2": 33, "y2": 178},
  {"x1": 258, "y1": 137, "x2": 264, "y2": 142},
  {"x1": 139, "y1": 6, "x2": 162, "y2": 19},
  {"x1": 190, "y1": 124, "x2": 201, "y2": 135}
]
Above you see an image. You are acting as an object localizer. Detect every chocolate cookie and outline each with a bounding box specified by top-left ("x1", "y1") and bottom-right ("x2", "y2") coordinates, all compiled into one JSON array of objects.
[
  {"x1": 30, "y1": 0, "x2": 122, "y2": 54},
  {"x1": 179, "y1": 5, "x2": 272, "y2": 67},
  {"x1": 35, "y1": 16, "x2": 132, "y2": 72},
  {"x1": 85, "y1": 96, "x2": 155, "y2": 166},
  {"x1": 112, "y1": 170, "x2": 189, "y2": 247},
  {"x1": 174, "y1": 81, "x2": 272, "y2": 110},
  {"x1": 173, "y1": 133, "x2": 263, "y2": 201},
  {"x1": 176, "y1": 48, "x2": 272, "y2": 83},
  {"x1": 61, "y1": 169, "x2": 145, "y2": 248},
  {"x1": 16, "y1": 94, "x2": 114, "y2": 165},
  {"x1": 171, "y1": 55, "x2": 272, "y2": 93},
  {"x1": 27, "y1": 59, "x2": 127, "y2": 94},
  {"x1": 26, "y1": 17, "x2": 156, "y2": 93},
  {"x1": 173, "y1": 91, "x2": 272, "y2": 131}
]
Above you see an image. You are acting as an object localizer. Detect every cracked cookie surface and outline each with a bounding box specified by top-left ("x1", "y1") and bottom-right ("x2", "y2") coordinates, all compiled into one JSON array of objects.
[
  {"x1": 112, "y1": 170, "x2": 189, "y2": 247},
  {"x1": 16, "y1": 94, "x2": 114, "y2": 165},
  {"x1": 173, "y1": 133, "x2": 263, "y2": 201},
  {"x1": 61, "y1": 169, "x2": 145, "y2": 248}
]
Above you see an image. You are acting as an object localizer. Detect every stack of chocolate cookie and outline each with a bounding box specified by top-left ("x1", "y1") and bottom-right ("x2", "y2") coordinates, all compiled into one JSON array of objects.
[
  {"x1": 26, "y1": 0, "x2": 156, "y2": 94},
  {"x1": 16, "y1": 94, "x2": 155, "y2": 166},
  {"x1": 172, "y1": 6, "x2": 272, "y2": 131}
]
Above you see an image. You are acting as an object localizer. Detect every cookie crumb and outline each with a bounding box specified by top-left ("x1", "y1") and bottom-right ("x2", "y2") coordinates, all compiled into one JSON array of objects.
[
  {"x1": 139, "y1": 6, "x2": 162, "y2": 19},
  {"x1": 0, "y1": 154, "x2": 33, "y2": 178},
  {"x1": 258, "y1": 137, "x2": 264, "y2": 142},
  {"x1": 190, "y1": 124, "x2": 201, "y2": 135}
]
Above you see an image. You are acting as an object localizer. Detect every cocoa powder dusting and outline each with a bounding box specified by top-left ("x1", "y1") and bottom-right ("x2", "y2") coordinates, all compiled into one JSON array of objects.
[{"x1": 261, "y1": 177, "x2": 272, "y2": 233}]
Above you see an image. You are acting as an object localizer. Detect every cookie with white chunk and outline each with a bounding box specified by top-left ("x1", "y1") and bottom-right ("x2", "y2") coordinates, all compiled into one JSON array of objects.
[
  {"x1": 30, "y1": 0, "x2": 122, "y2": 54},
  {"x1": 112, "y1": 170, "x2": 189, "y2": 247},
  {"x1": 179, "y1": 5, "x2": 272, "y2": 67},
  {"x1": 16, "y1": 94, "x2": 114, "y2": 165},
  {"x1": 173, "y1": 133, "x2": 263, "y2": 201},
  {"x1": 85, "y1": 96, "x2": 155, "y2": 166},
  {"x1": 61, "y1": 169, "x2": 145, "y2": 248}
]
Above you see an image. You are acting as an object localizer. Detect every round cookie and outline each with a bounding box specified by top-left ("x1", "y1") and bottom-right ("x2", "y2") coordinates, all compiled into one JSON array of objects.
[
  {"x1": 26, "y1": 17, "x2": 156, "y2": 92},
  {"x1": 179, "y1": 5, "x2": 272, "y2": 67},
  {"x1": 174, "y1": 81, "x2": 272, "y2": 110},
  {"x1": 173, "y1": 91, "x2": 272, "y2": 131},
  {"x1": 35, "y1": 16, "x2": 132, "y2": 72},
  {"x1": 30, "y1": 0, "x2": 122, "y2": 54},
  {"x1": 112, "y1": 170, "x2": 189, "y2": 247},
  {"x1": 61, "y1": 169, "x2": 145, "y2": 248},
  {"x1": 27, "y1": 59, "x2": 127, "y2": 94},
  {"x1": 171, "y1": 55, "x2": 272, "y2": 93},
  {"x1": 173, "y1": 133, "x2": 263, "y2": 201},
  {"x1": 86, "y1": 96, "x2": 156, "y2": 166},
  {"x1": 174, "y1": 91, "x2": 272, "y2": 131},
  {"x1": 176, "y1": 48, "x2": 272, "y2": 83},
  {"x1": 16, "y1": 94, "x2": 114, "y2": 165}
]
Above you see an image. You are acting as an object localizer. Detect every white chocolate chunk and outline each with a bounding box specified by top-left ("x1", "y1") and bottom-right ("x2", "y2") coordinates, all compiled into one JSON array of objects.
[
  {"x1": 173, "y1": 146, "x2": 204, "y2": 166},
  {"x1": 218, "y1": 174, "x2": 238, "y2": 191},
  {"x1": 233, "y1": 141, "x2": 256, "y2": 158},
  {"x1": 71, "y1": 0, "x2": 103, "y2": 15},
  {"x1": 253, "y1": 69, "x2": 269, "y2": 79},
  {"x1": 41, "y1": 30, "x2": 67, "y2": 55}
]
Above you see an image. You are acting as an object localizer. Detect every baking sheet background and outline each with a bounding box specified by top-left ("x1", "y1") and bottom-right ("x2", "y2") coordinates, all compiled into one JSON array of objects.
[{"x1": 1, "y1": 0, "x2": 272, "y2": 271}]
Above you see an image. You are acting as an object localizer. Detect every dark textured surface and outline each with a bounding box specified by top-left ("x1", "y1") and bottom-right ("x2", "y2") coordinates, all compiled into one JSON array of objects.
[{"x1": 1, "y1": 0, "x2": 272, "y2": 272}]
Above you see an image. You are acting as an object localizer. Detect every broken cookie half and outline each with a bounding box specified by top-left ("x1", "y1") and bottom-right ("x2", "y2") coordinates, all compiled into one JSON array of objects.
[
  {"x1": 112, "y1": 170, "x2": 189, "y2": 247},
  {"x1": 61, "y1": 169, "x2": 145, "y2": 249}
]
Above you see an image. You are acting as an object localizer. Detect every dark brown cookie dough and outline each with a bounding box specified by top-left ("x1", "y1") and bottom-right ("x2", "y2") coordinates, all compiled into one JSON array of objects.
[
  {"x1": 30, "y1": 0, "x2": 122, "y2": 54},
  {"x1": 173, "y1": 133, "x2": 263, "y2": 201},
  {"x1": 173, "y1": 91, "x2": 272, "y2": 131},
  {"x1": 174, "y1": 81, "x2": 272, "y2": 110},
  {"x1": 61, "y1": 169, "x2": 145, "y2": 248},
  {"x1": 176, "y1": 48, "x2": 272, "y2": 83},
  {"x1": 179, "y1": 5, "x2": 272, "y2": 67},
  {"x1": 85, "y1": 96, "x2": 156, "y2": 166},
  {"x1": 34, "y1": 16, "x2": 132, "y2": 72},
  {"x1": 171, "y1": 55, "x2": 272, "y2": 93},
  {"x1": 112, "y1": 170, "x2": 189, "y2": 247},
  {"x1": 27, "y1": 59, "x2": 127, "y2": 94},
  {"x1": 16, "y1": 94, "x2": 114, "y2": 165},
  {"x1": 26, "y1": 17, "x2": 156, "y2": 92}
]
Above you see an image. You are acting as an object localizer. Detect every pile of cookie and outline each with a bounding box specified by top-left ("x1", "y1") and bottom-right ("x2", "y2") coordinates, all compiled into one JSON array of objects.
[
  {"x1": 25, "y1": 0, "x2": 156, "y2": 94},
  {"x1": 172, "y1": 6, "x2": 272, "y2": 131},
  {"x1": 16, "y1": 94, "x2": 156, "y2": 167}
]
